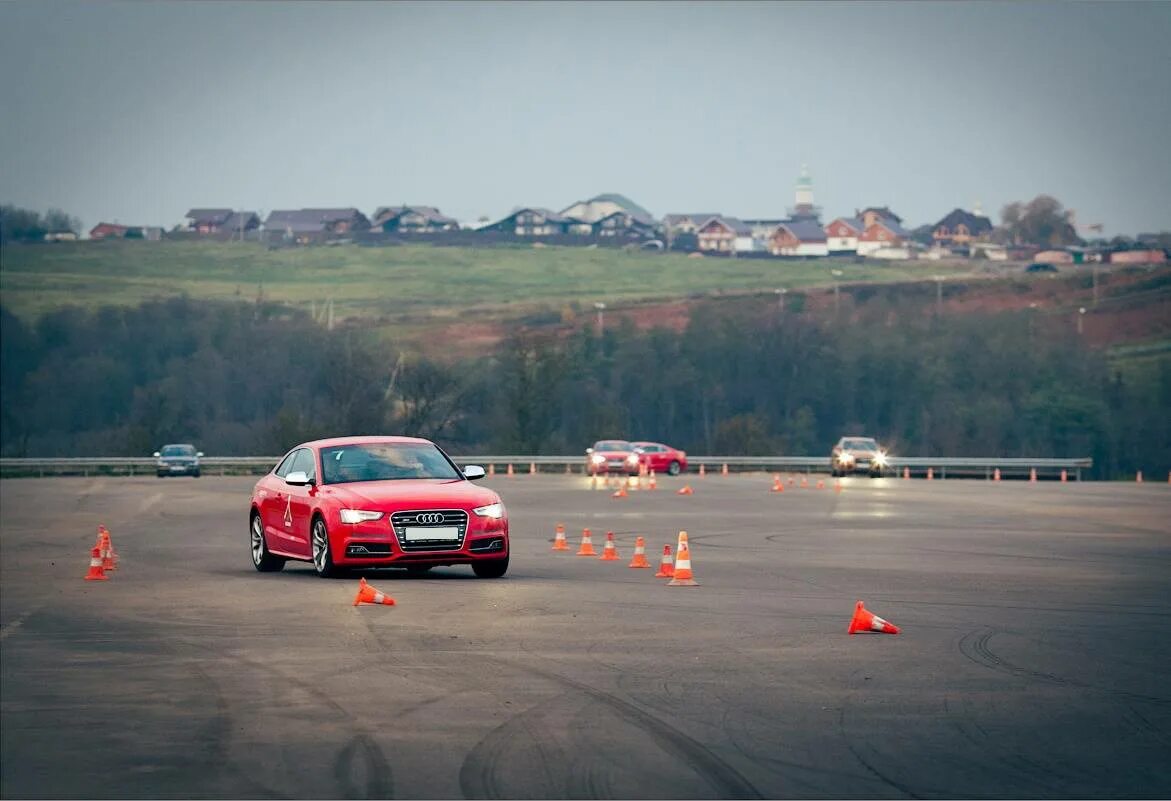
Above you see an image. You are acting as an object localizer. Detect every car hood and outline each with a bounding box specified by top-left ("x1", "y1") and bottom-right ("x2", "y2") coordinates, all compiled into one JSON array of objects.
[
  {"x1": 319, "y1": 479, "x2": 500, "y2": 511},
  {"x1": 593, "y1": 450, "x2": 632, "y2": 458}
]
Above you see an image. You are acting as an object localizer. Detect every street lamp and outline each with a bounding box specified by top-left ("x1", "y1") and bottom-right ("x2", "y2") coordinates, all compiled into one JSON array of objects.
[{"x1": 594, "y1": 302, "x2": 606, "y2": 336}]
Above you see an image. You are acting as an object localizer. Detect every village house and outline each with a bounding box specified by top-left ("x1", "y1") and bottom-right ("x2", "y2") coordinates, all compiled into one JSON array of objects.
[
  {"x1": 768, "y1": 220, "x2": 829, "y2": 257},
  {"x1": 857, "y1": 219, "x2": 913, "y2": 257},
  {"x1": 185, "y1": 209, "x2": 233, "y2": 233},
  {"x1": 479, "y1": 208, "x2": 577, "y2": 236},
  {"x1": 696, "y1": 216, "x2": 753, "y2": 253},
  {"x1": 560, "y1": 193, "x2": 653, "y2": 225},
  {"x1": 592, "y1": 210, "x2": 657, "y2": 239},
  {"x1": 858, "y1": 206, "x2": 903, "y2": 230},
  {"x1": 89, "y1": 222, "x2": 129, "y2": 240},
  {"x1": 932, "y1": 207, "x2": 994, "y2": 248},
  {"x1": 369, "y1": 206, "x2": 459, "y2": 233},
  {"x1": 825, "y1": 217, "x2": 866, "y2": 253},
  {"x1": 263, "y1": 208, "x2": 370, "y2": 242}
]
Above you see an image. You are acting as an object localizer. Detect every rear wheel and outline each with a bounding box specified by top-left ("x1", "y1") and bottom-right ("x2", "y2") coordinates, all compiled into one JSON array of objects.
[
  {"x1": 250, "y1": 513, "x2": 285, "y2": 572},
  {"x1": 311, "y1": 517, "x2": 340, "y2": 578},
  {"x1": 472, "y1": 556, "x2": 509, "y2": 578},
  {"x1": 667, "y1": 460, "x2": 681, "y2": 476}
]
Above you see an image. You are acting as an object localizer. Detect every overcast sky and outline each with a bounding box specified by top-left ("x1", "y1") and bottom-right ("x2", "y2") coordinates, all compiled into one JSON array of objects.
[{"x1": 1, "y1": 1, "x2": 1168, "y2": 235}]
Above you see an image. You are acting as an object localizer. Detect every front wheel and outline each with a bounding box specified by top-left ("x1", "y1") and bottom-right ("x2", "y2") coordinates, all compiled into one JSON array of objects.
[
  {"x1": 667, "y1": 460, "x2": 681, "y2": 476},
  {"x1": 311, "y1": 517, "x2": 340, "y2": 578},
  {"x1": 251, "y1": 513, "x2": 285, "y2": 572},
  {"x1": 472, "y1": 556, "x2": 509, "y2": 578},
  {"x1": 192, "y1": 470, "x2": 201, "y2": 478}
]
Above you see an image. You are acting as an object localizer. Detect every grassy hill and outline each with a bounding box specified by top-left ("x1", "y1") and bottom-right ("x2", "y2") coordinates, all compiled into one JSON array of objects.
[{"x1": 0, "y1": 240, "x2": 976, "y2": 322}]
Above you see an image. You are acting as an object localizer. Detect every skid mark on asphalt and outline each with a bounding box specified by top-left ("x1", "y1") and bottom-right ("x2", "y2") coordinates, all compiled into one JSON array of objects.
[
  {"x1": 0, "y1": 609, "x2": 35, "y2": 642},
  {"x1": 836, "y1": 705, "x2": 924, "y2": 799}
]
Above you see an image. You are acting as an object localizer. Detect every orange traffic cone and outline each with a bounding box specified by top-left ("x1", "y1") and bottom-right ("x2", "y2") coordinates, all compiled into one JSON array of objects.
[
  {"x1": 1137, "y1": 471, "x2": 1144, "y2": 484},
  {"x1": 552, "y1": 523, "x2": 569, "y2": 551},
  {"x1": 721, "y1": 463, "x2": 729, "y2": 477},
  {"x1": 612, "y1": 485, "x2": 628, "y2": 499},
  {"x1": 648, "y1": 471, "x2": 657, "y2": 491},
  {"x1": 903, "y1": 466, "x2": 910, "y2": 480},
  {"x1": 488, "y1": 464, "x2": 495, "y2": 477},
  {"x1": 847, "y1": 601, "x2": 899, "y2": 634},
  {"x1": 771, "y1": 475, "x2": 784, "y2": 493},
  {"x1": 529, "y1": 462, "x2": 536, "y2": 475},
  {"x1": 1060, "y1": 469, "x2": 1067, "y2": 483},
  {"x1": 628, "y1": 536, "x2": 651, "y2": 568},
  {"x1": 576, "y1": 528, "x2": 597, "y2": 556},
  {"x1": 676, "y1": 485, "x2": 694, "y2": 496},
  {"x1": 353, "y1": 577, "x2": 395, "y2": 607},
  {"x1": 667, "y1": 531, "x2": 699, "y2": 587},
  {"x1": 99, "y1": 530, "x2": 117, "y2": 572},
  {"x1": 993, "y1": 467, "x2": 1001, "y2": 483},
  {"x1": 816, "y1": 479, "x2": 825, "y2": 490},
  {"x1": 590, "y1": 474, "x2": 598, "y2": 490},
  {"x1": 600, "y1": 531, "x2": 620, "y2": 561},
  {"x1": 800, "y1": 476, "x2": 809, "y2": 489},
  {"x1": 927, "y1": 467, "x2": 934, "y2": 481},
  {"x1": 507, "y1": 463, "x2": 515, "y2": 478},
  {"x1": 84, "y1": 545, "x2": 108, "y2": 581},
  {"x1": 655, "y1": 545, "x2": 675, "y2": 577},
  {"x1": 834, "y1": 478, "x2": 842, "y2": 494},
  {"x1": 699, "y1": 464, "x2": 706, "y2": 478},
  {"x1": 1029, "y1": 467, "x2": 1037, "y2": 483}
]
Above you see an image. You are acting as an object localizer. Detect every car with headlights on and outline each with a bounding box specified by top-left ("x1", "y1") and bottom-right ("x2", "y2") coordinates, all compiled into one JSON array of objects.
[
  {"x1": 830, "y1": 436, "x2": 890, "y2": 477},
  {"x1": 249, "y1": 436, "x2": 508, "y2": 578},
  {"x1": 630, "y1": 441, "x2": 688, "y2": 476},
  {"x1": 154, "y1": 443, "x2": 203, "y2": 477},
  {"x1": 586, "y1": 439, "x2": 638, "y2": 475}
]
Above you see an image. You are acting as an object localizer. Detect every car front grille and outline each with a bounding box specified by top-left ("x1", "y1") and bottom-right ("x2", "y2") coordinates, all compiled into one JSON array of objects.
[{"x1": 390, "y1": 509, "x2": 468, "y2": 552}]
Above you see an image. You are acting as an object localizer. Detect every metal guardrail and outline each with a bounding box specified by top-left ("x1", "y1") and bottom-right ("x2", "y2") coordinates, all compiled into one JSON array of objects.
[{"x1": 0, "y1": 454, "x2": 1094, "y2": 479}]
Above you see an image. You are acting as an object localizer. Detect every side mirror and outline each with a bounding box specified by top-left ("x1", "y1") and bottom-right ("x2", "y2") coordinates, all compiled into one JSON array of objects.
[
  {"x1": 153, "y1": 451, "x2": 161, "y2": 458},
  {"x1": 196, "y1": 451, "x2": 204, "y2": 458},
  {"x1": 285, "y1": 471, "x2": 313, "y2": 486},
  {"x1": 462, "y1": 465, "x2": 486, "y2": 481}
]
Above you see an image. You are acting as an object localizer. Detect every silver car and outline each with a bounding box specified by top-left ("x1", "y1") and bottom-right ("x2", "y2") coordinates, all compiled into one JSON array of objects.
[{"x1": 154, "y1": 443, "x2": 203, "y2": 478}]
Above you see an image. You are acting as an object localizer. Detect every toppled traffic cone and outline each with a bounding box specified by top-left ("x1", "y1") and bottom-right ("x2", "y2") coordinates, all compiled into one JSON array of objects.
[
  {"x1": 552, "y1": 523, "x2": 569, "y2": 551},
  {"x1": 628, "y1": 536, "x2": 651, "y2": 568},
  {"x1": 676, "y1": 485, "x2": 694, "y2": 496},
  {"x1": 655, "y1": 545, "x2": 674, "y2": 577},
  {"x1": 771, "y1": 475, "x2": 784, "y2": 493},
  {"x1": 599, "y1": 531, "x2": 620, "y2": 561},
  {"x1": 353, "y1": 577, "x2": 395, "y2": 607},
  {"x1": 612, "y1": 485, "x2": 628, "y2": 499},
  {"x1": 667, "y1": 531, "x2": 699, "y2": 587},
  {"x1": 847, "y1": 601, "x2": 899, "y2": 634},
  {"x1": 576, "y1": 528, "x2": 597, "y2": 556},
  {"x1": 84, "y1": 545, "x2": 108, "y2": 581}
]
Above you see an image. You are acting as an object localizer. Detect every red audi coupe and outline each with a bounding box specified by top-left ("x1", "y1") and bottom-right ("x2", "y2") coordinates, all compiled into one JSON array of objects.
[{"x1": 249, "y1": 436, "x2": 508, "y2": 578}]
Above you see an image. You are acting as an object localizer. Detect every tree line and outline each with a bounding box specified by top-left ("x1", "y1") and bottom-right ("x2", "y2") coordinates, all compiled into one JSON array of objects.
[
  {"x1": 1, "y1": 205, "x2": 82, "y2": 243},
  {"x1": 1, "y1": 295, "x2": 1167, "y2": 479}
]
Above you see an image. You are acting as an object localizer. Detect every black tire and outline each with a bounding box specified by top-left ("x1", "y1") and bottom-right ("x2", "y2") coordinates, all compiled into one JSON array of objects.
[
  {"x1": 472, "y1": 556, "x2": 509, "y2": 578},
  {"x1": 157, "y1": 471, "x2": 166, "y2": 478},
  {"x1": 192, "y1": 470, "x2": 201, "y2": 478},
  {"x1": 250, "y1": 512, "x2": 285, "y2": 572},
  {"x1": 311, "y1": 516, "x2": 341, "y2": 578},
  {"x1": 667, "y1": 460, "x2": 681, "y2": 476}
]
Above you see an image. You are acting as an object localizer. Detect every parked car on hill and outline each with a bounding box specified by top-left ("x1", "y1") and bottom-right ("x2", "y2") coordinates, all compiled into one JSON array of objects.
[
  {"x1": 830, "y1": 436, "x2": 890, "y2": 477},
  {"x1": 630, "y1": 441, "x2": 688, "y2": 476},
  {"x1": 249, "y1": 436, "x2": 508, "y2": 578},
  {"x1": 586, "y1": 440, "x2": 637, "y2": 475},
  {"x1": 155, "y1": 443, "x2": 202, "y2": 477}
]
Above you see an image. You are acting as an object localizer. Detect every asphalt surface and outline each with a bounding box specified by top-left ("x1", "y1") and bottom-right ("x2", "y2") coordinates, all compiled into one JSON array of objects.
[{"x1": 1, "y1": 473, "x2": 1169, "y2": 799}]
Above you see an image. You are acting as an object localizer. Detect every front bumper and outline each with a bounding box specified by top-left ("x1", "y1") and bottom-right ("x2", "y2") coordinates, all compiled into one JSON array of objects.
[{"x1": 332, "y1": 517, "x2": 509, "y2": 567}]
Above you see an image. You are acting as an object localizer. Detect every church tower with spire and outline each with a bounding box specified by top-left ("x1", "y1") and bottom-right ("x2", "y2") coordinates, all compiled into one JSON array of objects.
[{"x1": 787, "y1": 163, "x2": 822, "y2": 222}]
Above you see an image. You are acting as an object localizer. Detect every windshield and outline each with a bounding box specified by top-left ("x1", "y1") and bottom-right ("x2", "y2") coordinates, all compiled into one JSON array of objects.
[
  {"x1": 594, "y1": 440, "x2": 632, "y2": 451},
  {"x1": 319, "y1": 442, "x2": 461, "y2": 484},
  {"x1": 843, "y1": 439, "x2": 880, "y2": 451},
  {"x1": 160, "y1": 445, "x2": 195, "y2": 456}
]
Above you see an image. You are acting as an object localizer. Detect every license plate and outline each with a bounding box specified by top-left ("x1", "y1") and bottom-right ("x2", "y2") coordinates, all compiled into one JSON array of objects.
[
  {"x1": 403, "y1": 526, "x2": 459, "y2": 542},
  {"x1": 170, "y1": 465, "x2": 186, "y2": 471}
]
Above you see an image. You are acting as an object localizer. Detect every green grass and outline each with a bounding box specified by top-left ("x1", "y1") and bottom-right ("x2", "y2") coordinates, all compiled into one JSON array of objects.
[{"x1": 0, "y1": 240, "x2": 980, "y2": 324}]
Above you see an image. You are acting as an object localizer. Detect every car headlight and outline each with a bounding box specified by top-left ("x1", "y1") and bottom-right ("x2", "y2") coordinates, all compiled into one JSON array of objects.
[
  {"x1": 339, "y1": 509, "x2": 383, "y2": 524},
  {"x1": 473, "y1": 502, "x2": 505, "y2": 519},
  {"x1": 838, "y1": 452, "x2": 854, "y2": 463},
  {"x1": 626, "y1": 453, "x2": 639, "y2": 464},
  {"x1": 590, "y1": 454, "x2": 605, "y2": 464},
  {"x1": 874, "y1": 451, "x2": 888, "y2": 466}
]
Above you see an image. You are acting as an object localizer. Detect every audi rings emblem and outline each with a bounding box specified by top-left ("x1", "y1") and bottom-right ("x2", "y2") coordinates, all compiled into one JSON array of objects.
[{"x1": 415, "y1": 512, "x2": 444, "y2": 525}]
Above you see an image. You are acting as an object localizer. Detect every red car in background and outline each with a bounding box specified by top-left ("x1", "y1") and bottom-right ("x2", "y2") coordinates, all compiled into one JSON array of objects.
[
  {"x1": 249, "y1": 436, "x2": 509, "y2": 578},
  {"x1": 631, "y1": 441, "x2": 688, "y2": 476},
  {"x1": 586, "y1": 440, "x2": 638, "y2": 475}
]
